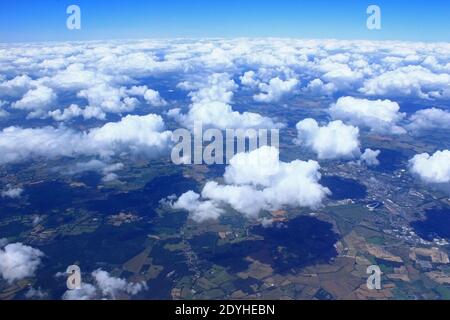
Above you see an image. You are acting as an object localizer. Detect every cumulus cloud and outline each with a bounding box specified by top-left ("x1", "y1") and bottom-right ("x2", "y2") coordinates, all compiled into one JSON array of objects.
[
  {"x1": 0, "y1": 242, "x2": 44, "y2": 283},
  {"x1": 360, "y1": 65, "x2": 450, "y2": 99},
  {"x1": 126, "y1": 85, "x2": 168, "y2": 107},
  {"x1": 62, "y1": 283, "x2": 97, "y2": 300},
  {"x1": 253, "y1": 77, "x2": 298, "y2": 103},
  {"x1": 171, "y1": 146, "x2": 329, "y2": 220},
  {"x1": 409, "y1": 150, "x2": 450, "y2": 184},
  {"x1": 12, "y1": 85, "x2": 56, "y2": 116},
  {"x1": 360, "y1": 148, "x2": 381, "y2": 167},
  {"x1": 0, "y1": 114, "x2": 172, "y2": 164},
  {"x1": 92, "y1": 269, "x2": 147, "y2": 299},
  {"x1": 2, "y1": 38, "x2": 450, "y2": 129},
  {"x1": 171, "y1": 191, "x2": 224, "y2": 223},
  {"x1": 2, "y1": 39, "x2": 450, "y2": 122},
  {"x1": 329, "y1": 96, "x2": 406, "y2": 134},
  {"x1": 240, "y1": 70, "x2": 259, "y2": 87},
  {"x1": 169, "y1": 73, "x2": 282, "y2": 130},
  {"x1": 48, "y1": 104, "x2": 106, "y2": 121},
  {"x1": 407, "y1": 107, "x2": 450, "y2": 132},
  {"x1": 62, "y1": 269, "x2": 147, "y2": 300},
  {"x1": 304, "y1": 78, "x2": 337, "y2": 96},
  {"x1": 78, "y1": 84, "x2": 139, "y2": 114},
  {"x1": 318, "y1": 61, "x2": 363, "y2": 90},
  {"x1": 295, "y1": 118, "x2": 361, "y2": 160},
  {"x1": 0, "y1": 75, "x2": 35, "y2": 98}
]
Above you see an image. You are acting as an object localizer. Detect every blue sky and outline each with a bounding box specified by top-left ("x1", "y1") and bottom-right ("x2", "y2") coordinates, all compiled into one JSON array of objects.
[{"x1": 1, "y1": 0, "x2": 449, "y2": 43}]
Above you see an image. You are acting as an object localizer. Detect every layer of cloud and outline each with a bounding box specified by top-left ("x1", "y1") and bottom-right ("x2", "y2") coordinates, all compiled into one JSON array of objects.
[{"x1": 0, "y1": 114, "x2": 172, "y2": 164}]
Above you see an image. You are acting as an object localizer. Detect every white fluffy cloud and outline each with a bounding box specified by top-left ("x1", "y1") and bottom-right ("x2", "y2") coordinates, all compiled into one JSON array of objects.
[
  {"x1": 172, "y1": 146, "x2": 329, "y2": 220},
  {"x1": 240, "y1": 70, "x2": 259, "y2": 87},
  {"x1": 360, "y1": 148, "x2": 381, "y2": 167},
  {"x1": 62, "y1": 269, "x2": 147, "y2": 300},
  {"x1": 407, "y1": 108, "x2": 450, "y2": 132},
  {"x1": 1, "y1": 38, "x2": 450, "y2": 129},
  {"x1": 0, "y1": 114, "x2": 172, "y2": 164},
  {"x1": 0, "y1": 242, "x2": 44, "y2": 283},
  {"x1": 49, "y1": 104, "x2": 106, "y2": 121},
  {"x1": 304, "y1": 78, "x2": 337, "y2": 96},
  {"x1": 169, "y1": 73, "x2": 282, "y2": 130},
  {"x1": 172, "y1": 191, "x2": 224, "y2": 223},
  {"x1": 318, "y1": 61, "x2": 363, "y2": 90},
  {"x1": 295, "y1": 118, "x2": 361, "y2": 160},
  {"x1": 409, "y1": 150, "x2": 450, "y2": 184},
  {"x1": 2, "y1": 39, "x2": 450, "y2": 122},
  {"x1": 126, "y1": 85, "x2": 168, "y2": 107},
  {"x1": 143, "y1": 88, "x2": 167, "y2": 107},
  {"x1": 360, "y1": 65, "x2": 450, "y2": 99},
  {"x1": 12, "y1": 85, "x2": 56, "y2": 115},
  {"x1": 329, "y1": 96, "x2": 406, "y2": 134},
  {"x1": 254, "y1": 77, "x2": 298, "y2": 103},
  {"x1": 92, "y1": 269, "x2": 147, "y2": 299},
  {"x1": 0, "y1": 75, "x2": 35, "y2": 98},
  {"x1": 62, "y1": 283, "x2": 97, "y2": 300}
]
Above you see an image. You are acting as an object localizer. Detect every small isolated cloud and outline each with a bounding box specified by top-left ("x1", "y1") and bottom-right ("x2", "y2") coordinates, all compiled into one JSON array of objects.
[
  {"x1": 254, "y1": 77, "x2": 298, "y2": 103},
  {"x1": 171, "y1": 191, "x2": 224, "y2": 223},
  {"x1": 409, "y1": 150, "x2": 450, "y2": 184},
  {"x1": 0, "y1": 242, "x2": 44, "y2": 283},
  {"x1": 360, "y1": 148, "x2": 381, "y2": 167},
  {"x1": 92, "y1": 269, "x2": 147, "y2": 299},
  {"x1": 62, "y1": 269, "x2": 147, "y2": 300},
  {"x1": 329, "y1": 96, "x2": 406, "y2": 134},
  {"x1": 1, "y1": 186, "x2": 24, "y2": 199},
  {"x1": 407, "y1": 107, "x2": 450, "y2": 132},
  {"x1": 295, "y1": 118, "x2": 361, "y2": 160},
  {"x1": 171, "y1": 146, "x2": 329, "y2": 220}
]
